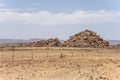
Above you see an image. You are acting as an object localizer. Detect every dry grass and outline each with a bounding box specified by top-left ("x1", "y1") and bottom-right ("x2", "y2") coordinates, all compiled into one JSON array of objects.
[{"x1": 0, "y1": 47, "x2": 120, "y2": 80}]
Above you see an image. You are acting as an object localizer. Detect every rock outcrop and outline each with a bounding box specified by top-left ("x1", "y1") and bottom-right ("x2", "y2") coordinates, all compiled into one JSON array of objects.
[
  {"x1": 20, "y1": 29, "x2": 110, "y2": 48},
  {"x1": 64, "y1": 29, "x2": 109, "y2": 48},
  {"x1": 28, "y1": 38, "x2": 62, "y2": 47}
]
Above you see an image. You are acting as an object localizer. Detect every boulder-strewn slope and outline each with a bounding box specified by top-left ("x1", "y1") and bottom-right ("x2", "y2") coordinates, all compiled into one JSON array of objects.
[
  {"x1": 27, "y1": 38, "x2": 62, "y2": 47},
  {"x1": 64, "y1": 29, "x2": 109, "y2": 48}
]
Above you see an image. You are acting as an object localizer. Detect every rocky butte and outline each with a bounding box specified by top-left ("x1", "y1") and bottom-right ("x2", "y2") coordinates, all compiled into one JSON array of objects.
[{"x1": 64, "y1": 29, "x2": 109, "y2": 48}]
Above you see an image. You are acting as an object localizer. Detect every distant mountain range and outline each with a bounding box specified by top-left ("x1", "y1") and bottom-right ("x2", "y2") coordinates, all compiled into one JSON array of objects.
[
  {"x1": 0, "y1": 39, "x2": 44, "y2": 43},
  {"x1": 0, "y1": 39, "x2": 65, "y2": 44},
  {"x1": 0, "y1": 39, "x2": 120, "y2": 45}
]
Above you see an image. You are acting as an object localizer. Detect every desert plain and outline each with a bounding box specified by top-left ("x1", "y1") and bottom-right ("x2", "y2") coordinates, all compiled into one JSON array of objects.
[{"x1": 0, "y1": 47, "x2": 120, "y2": 80}]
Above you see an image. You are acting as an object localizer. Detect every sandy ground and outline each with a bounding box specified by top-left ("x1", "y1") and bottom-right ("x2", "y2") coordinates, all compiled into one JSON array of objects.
[{"x1": 0, "y1": 48, "x2": 120, "y2": 80}]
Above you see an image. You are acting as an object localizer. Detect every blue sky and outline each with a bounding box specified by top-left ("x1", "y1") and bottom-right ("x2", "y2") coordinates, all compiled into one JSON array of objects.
[{"x1": 0, "y1": 0, "x2": 120, "y2": 40}]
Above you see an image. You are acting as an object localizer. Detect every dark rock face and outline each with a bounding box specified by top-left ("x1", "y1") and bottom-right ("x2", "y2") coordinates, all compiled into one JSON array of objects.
[
  {"x1": 64, "y1": 29, "x2": 109, "y2": 48},
  {"x1": 28, "y1": 38, "x2": 62, "y2": 47}
]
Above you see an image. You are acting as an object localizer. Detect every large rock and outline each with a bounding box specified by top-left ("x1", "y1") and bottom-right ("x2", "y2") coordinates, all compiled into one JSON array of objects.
[
  {"x1": 64, "y1": 29, "x2": 109, "y2": 48},
  {"x1": 28, "y1": 38, "x2": 62, "y2": 47}
]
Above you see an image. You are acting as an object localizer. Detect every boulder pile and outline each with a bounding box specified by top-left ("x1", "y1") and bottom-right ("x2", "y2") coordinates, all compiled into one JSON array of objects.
[
  {"x1": 27, "y1": 38, "x2": 62, "y2": 47},
  {"x1": 22, "y1": 29, "x2": 110, "y2": 48},
  {"x1": 64, "y1": 29, "x2": 109, "y2": 48}
]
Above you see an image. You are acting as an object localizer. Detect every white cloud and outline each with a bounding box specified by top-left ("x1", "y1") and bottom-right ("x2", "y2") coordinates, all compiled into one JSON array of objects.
[{"x1": 0, "y1": 10, "x2": 120, "y2": 26}]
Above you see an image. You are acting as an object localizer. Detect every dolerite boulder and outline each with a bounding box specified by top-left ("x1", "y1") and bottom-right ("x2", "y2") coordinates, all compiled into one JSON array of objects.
[
  {"x1": 28, "y1": 38, "x2": 62, "y2": 47},
  {"x1": 64, "y1": 29, "x2": 109, "y2": 48}
]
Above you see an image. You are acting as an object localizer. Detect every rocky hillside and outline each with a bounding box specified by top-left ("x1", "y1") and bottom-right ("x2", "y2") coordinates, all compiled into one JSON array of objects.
[
  {"x1": 27, "y1": 38, "x2": 62, "y2": 47},
  {"x1": 20, "y1": 29, "x2": 110, "y2": 48},
  {"x1": 64, "y1": 29, "x2": 109, "y2": 48}
]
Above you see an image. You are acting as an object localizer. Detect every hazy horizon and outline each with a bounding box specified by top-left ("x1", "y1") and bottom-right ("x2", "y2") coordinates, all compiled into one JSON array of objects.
[{"x1": 0, "y1": 0, "x2": 120, "y2": 40}]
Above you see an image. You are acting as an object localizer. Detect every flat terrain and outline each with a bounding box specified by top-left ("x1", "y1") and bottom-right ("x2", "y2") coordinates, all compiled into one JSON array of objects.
[{"x1": 0, "y1": 47, "x2": 120, "y2": 80}]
